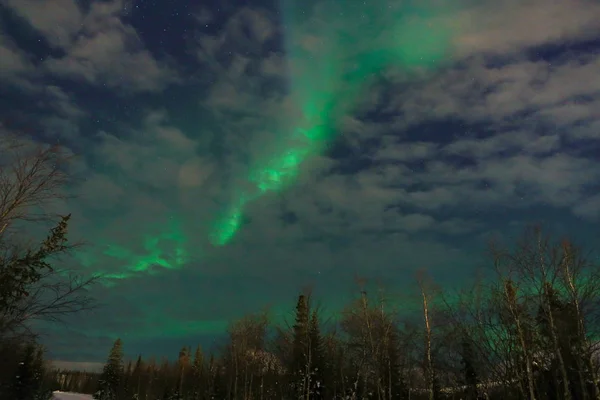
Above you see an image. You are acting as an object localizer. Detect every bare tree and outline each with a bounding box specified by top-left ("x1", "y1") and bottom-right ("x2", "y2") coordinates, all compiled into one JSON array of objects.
[
  {"x1": 225, "y1": 311, "x2": 272, "y2": 399},
  {"x1": 512, "y1": 228, "x2": 570, "y2": 400},
  {"x1": 488, "y1": 226, "x2": 600, "y2": 400},
  {"x1": 559, "y1": 239, "x2": 600, "y2": 400},
  {"x1": 0, "y1": 133, "x2": 69, "y2": 233},
  {"x1": 416, "y1": 269, "x2": 441, "y2": 400},
  {"x1": 0, "y1": 130, "x2": 97, "y2": 339},
  {"x1": 441, "y1": 275, "x2": 522, "y2": 398}
]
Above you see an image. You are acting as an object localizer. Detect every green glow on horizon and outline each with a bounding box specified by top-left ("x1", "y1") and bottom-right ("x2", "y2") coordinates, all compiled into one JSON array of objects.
[{"x1": 210, "y1": 0, "x2": 454, "y2": 246}]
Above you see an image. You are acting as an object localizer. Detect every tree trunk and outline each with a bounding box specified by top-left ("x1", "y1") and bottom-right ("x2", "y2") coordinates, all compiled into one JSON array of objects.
[
  {"x1": 542, "y1": 284, "x2": 571, "y2": 400},
  {"x1": 421, "y1": 287, "x2": 434, "y2": 400},
  {"x1": 561, "y1": 247, "x2": 600, "y2": 400},
  {"x1": 504, "y1": 281, "x2": 536, "y2": 400}
]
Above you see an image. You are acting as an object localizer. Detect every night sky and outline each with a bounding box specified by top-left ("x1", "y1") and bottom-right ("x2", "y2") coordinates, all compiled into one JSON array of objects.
[{"x1": 1, "y1": 0, "x2": 600, "y2": 369}]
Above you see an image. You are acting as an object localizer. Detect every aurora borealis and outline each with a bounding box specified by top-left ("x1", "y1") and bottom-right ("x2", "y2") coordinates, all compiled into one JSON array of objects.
[
  {"x1": 210, "y1": 1, "x2": 453, "y2": 246},
  {"x1": 1, "y1": 0, "x2": 600, "y2": 366}
]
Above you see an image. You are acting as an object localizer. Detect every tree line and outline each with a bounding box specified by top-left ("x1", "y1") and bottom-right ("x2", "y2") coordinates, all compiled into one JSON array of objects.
[{"x1": 79, "y1": 228, "x2": 600, "y2": 400}]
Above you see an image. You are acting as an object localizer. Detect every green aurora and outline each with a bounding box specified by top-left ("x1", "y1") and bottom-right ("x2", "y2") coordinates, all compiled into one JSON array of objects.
[
  {"x1": 209, "y1": 0, "x2": 455, "y2": 246},
  {"x1": 77, "y1": 218, "x2": 190, "y2": 285},
  {"x1": 77, "y1": 0, "x2": 459, "y2": 286}
]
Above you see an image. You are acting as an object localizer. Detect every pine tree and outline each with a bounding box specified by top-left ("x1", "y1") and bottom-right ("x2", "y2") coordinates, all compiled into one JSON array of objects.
[
  {"x1": 291, "y1": 294, "x2": 310, "y2": 398},
  {"x1": 290, "y1": 294, "x2": 326, "y2": 399},
  {"x1": 122, "y1": 361, "x2": 132, "y2": 399},
  {"x1": 0, "y1": 215, "x2": 70, "y2": 317},
  {"x1": 131, "y1": 355, "x2": 143, "y2": 400},
  {"x1": 191, "y1": 345, "x2": 204, "y2": 400},
  {"x1": 158, "y1": 358, "x2": 173, "y2": 400},
  {"x1": 308, "y1": 310, "x2": 325, "y2": 399},
  {"x1": 145, "y1": 358, "x2": 157, "y2": 400},
  {"x1": 174, "y1": 346, "x2": 190, "y2": 399},
  {"x1": 34, "y1": 346, "x2": 53, "y2": 400},
  {"x1": 461, "y1": 337, "x2": 479, "y2": 400},
  {"x1": 210, "y1": 354, "x2": 226, "y2": 400},
  {"x1": 12, "y1": 342, "x2": 51, "y2": 400},
  {"x1": 95, "y1": 338, "x2": 125, "y2": 400}
]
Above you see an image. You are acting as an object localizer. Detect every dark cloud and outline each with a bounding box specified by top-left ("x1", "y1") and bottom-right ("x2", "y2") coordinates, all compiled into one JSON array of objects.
[{"x1": 6, "y1": 0, "x2": 177, "y2": 92}]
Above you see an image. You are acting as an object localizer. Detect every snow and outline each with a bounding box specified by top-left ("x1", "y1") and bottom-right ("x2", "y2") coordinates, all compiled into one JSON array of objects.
[{"x1": 52, "y1": 391, "x2": 94, "y2": 400}]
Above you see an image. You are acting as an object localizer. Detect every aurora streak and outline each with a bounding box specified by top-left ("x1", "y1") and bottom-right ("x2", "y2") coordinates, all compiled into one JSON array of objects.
[
  {"x1": 78, "y1": 0, "x2": 459, "y2": 285},
  {"x1": 210, "y1": 0, "x2": 455, "y2": 246}
]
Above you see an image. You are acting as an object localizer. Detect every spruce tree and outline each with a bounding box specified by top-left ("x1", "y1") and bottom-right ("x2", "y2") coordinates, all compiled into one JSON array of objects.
[
  {"x1": 308, "y1": 310, "x2": 325, "y2": 399},
  {"x1": 291, "y1": 294, "x2": 310, "y2": 397},
  {"x1": 12, "y1": 343, "x2": 51, "y2": 400},
  {"x1": 175, "y1": 346, "x2": 190, "y2": 399},
  {"x1": 34, "y1": 346, "x2": 52, "y2": 400},
  {"x1": 145, "y1": 359, "x2": 157, "y2": 400},
  {"x1": 460, "y1": 337, "x2": 479, "y2": 400},
  {"x1": 122, "y1": 361, "x2": 132, "y2": 399},
  {"x1": 191, "y1": 345, "x2": 204, "y2": 400},
  {"x1": 290, "y1": 294, "x2": 327, "y2": 399},
  {"x1": 95, "y1": 338, "x2": 125, "y2": 400},
  {"x1": 131, "y1": 355, "x2": 143, "y2": 400}
]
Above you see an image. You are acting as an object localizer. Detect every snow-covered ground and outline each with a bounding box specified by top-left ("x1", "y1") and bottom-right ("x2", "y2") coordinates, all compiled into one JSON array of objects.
[{"x1": 52, "y1": 391, "x2": 94, "y2": 400}]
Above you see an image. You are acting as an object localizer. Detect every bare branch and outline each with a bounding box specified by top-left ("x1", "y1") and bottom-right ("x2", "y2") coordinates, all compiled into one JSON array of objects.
[{"x1": 0, "y1": 132, "x2": 95, "y2": 341}]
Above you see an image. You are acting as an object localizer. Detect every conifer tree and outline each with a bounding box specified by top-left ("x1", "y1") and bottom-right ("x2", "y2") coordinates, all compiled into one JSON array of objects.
[
  {"x1": 191, "y1": 345, "x2": 204, "y2": 400},
  {"x1": 131, "y1": 355, "x2": 143, "y2": 400},
  {"x1": 290, "y1": 294, "x2": 326, "y2": 399},
  {"x1": 175, "y1": 346, "x2": 190, "y2": 399},
  {"x1": 308, "y1": 310, "x2": 325, "y2": 399},
  {"x1": 145, "y1": 358, "x2": 157, "y2": 400},
  {"x1": 122, "y1": 360, "x2": 132, "y2": 399},
  {"x1": 460, "y1": 337, "x2": 479, "y2": 400},
  {"x1": 11, "y1": 342, "x2": 51, "y2": 400},
  {"x1": 206, "y1": 354, "x2": 218, "y2": 399},
  {"x1": 158, "y1": 358, "x2": 174, "y2": 400},
  {"x1": 95, "y1": 338, "x2": 125, "y2": 400},
  {"x1": 292, "y1": 294, "x2": 310, "y2": 398}
]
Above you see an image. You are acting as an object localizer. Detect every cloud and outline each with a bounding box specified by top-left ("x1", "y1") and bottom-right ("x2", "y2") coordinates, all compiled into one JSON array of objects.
[
  {"x1": 5, "y1": 0, "x2": 177, "y2": 92},
  {"x1": 178, "y1": 158, "x2": 214, "y2": 188},
  {"x1": 43, "y1": 86, "x2": 86, "y2": 119},
  {"x1": 451, "y1": 0, "x2": 600, "y2": 56},
  {"x1": 444, "y1": 131, "x2": 561, "y2": 158},
  {"x1": 0, "y1": 33, "x2": 33, "y2": 79},
  {"x1": 194, "y1": 8, "x2": 213, "y2": 26},
  {"x1": 79, "y1": 173, "x2": 125, "y2": 210},
  {"x1": 4, "y1": 0, "x2": 84, "y2": 48},
  {"x1": 356, "y1": 134, "x2": 600, "y2": 216},
  {"x1": 93, "y1": 112, "x2": 204, "y2": 190},
  {"x1": 183, "y1": 0, "x2": 600, "y2": 257},
  {"x1": 345, "y1": 1, "x2": 600, "y2": 224},
  {"x1": 574, "y1": 194, "x2": 600, "y2": 219},
  {"x1": 374, "y1": 140, "x2": 438, "y2": 162},
  {"x1": 383, "y1": 53, "x2": 600, "y2": 132},
  {"x1": 197, "y1": 8, "x2": 274, "y2": 63}
]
